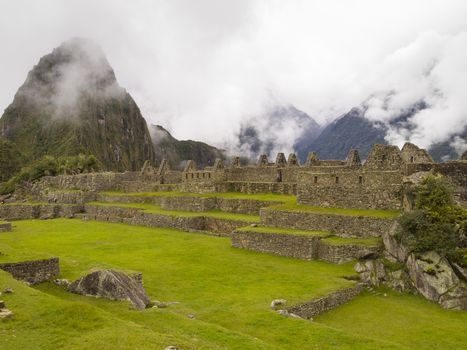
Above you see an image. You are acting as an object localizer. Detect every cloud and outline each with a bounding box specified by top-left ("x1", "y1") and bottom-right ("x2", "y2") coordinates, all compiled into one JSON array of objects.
[
  {"x1": 364, "y1": 31, "x2": 467, "y2": 151},
  {"x1": 0, "y1": 0, "x2": 466, "y2": 153}
]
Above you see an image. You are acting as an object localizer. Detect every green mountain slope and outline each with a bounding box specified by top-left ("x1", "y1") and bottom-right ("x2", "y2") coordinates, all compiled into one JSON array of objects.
[{"x1": 150, "y1": 124, "x2": 224, "y2": 169}]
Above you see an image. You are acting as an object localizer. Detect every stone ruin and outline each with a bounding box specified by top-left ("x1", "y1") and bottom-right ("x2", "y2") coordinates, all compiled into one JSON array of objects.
[{"x1": 0, "y1": 141, "x2": 465, "y2": 313}]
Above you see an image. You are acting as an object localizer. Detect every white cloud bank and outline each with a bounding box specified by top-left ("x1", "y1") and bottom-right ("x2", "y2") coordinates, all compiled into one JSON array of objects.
[{"x1": 0, "y1": 0, "x2": 466, "y2": 153}]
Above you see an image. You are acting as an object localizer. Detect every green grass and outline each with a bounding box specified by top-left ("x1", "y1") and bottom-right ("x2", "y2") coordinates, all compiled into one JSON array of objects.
[
  {"x1": 101, "y1": 191, "x2": 296, "y2": 203},
  {"x1": 270, "y1": 203, "x2": 400, "y2": 218},
  {"x1": 236, "y1": 225, "x2": 331, "y2": 237},
  {"x1": 87, "y1": 201, "x2": 260, "y2": 222},
  {"x1": 321, "y1": 236, "x2": 382, "y2": 247},
  {"x1": 0, "y1": 220, "x2": 465, "y2": 350},
  {"x1": 317, "y1": 287, "x2": 467, "y2": 350}
]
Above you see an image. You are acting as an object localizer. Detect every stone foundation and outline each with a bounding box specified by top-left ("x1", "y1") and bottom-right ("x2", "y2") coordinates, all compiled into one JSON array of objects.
[
  {"x1": 0, "y1": 257, "x2": 60, "y2": 284},
  {"x1": 287, "y1": 284, "x2": 364, "y2": 319},
  {"x1": 260, "y1": 208, "x2": 394, "y2": 237}
]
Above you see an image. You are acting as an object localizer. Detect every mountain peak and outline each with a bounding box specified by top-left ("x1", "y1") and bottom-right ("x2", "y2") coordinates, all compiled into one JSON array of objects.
[{"x1": 0, "y1": 39, "x2": 153, "y2": 171}]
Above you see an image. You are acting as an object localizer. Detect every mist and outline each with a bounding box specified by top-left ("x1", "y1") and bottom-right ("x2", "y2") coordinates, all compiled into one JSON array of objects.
[{"x1": 1, "y1": 0, "x2": 466, "y2": 155}]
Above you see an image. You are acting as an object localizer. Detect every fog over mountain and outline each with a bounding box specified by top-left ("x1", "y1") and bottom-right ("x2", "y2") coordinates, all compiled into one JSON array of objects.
[{"x1": 1, "y1": 1, "x2": 466, "y2": 159}]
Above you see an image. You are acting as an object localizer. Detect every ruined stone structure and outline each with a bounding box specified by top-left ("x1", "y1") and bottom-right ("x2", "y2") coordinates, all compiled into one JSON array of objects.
[
  {"x1": 0, "y1": 257, "x2": 60, "y2": 284},
  {"x1": 286, "y1": 284, "x2": 365, "y2": 319},
  {"x1": 0, "y1": 141, "x2": 465, "y2": 313},
  {"x1": 30, "y1": 142, "x2": 461, "y2": 210}
]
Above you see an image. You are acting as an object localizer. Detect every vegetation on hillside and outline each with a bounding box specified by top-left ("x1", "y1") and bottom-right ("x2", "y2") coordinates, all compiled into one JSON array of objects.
[
  {"x1": 0, "y1": 154, "x2": 98, "y2": 194},
  {"x1": 0, "y1": 139, "x2": 23, "y2": 182},
  {"x1": 398, "y1": 174, "x2": 466, "y2": 265}
]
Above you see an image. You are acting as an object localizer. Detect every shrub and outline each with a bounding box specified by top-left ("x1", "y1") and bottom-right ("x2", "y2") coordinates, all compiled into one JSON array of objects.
[
  {"x1": 398, "y1": 175, "x2": 466, "y2": 264},
  {"x1": 0, "y1": 154, "x2": 99, "y2": 194}
]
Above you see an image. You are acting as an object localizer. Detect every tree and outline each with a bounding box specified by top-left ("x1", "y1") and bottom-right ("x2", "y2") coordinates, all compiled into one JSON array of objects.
[{"x1": 398, "y1": 174, "x2": 466, "y2": 265}]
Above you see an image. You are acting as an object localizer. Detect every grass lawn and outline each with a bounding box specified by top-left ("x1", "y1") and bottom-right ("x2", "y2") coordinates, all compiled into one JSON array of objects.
[
  {"x1": 87, "y1": 201, "x2": 261, "y2": 222},
  {"x1": 235, "y1": 225, "x2": 331, "y2": 237},
  {"x1": 269, "y1": 203, "x2": 401, "y2": 218},
  {"x1": 101, "y1": 191, "x2": 296, "y2": 203},
  {"x1": 0, "y1": 219, "x2": 465, "y2": 350}
]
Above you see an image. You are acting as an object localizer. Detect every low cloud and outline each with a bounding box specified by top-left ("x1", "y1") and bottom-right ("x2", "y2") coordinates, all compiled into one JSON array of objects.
[{"x1": 364, "y1": 31, "x2": 467, "y2": 152}]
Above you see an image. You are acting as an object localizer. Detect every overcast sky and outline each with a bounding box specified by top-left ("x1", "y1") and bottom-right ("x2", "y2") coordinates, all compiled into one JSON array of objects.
[{"x1": 1, "y1": 0, "x2": 466, "y2": 151}]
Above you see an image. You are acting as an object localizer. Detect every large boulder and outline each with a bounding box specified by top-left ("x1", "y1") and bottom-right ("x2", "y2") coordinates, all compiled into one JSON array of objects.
[
  {"x1": 68, "y1": 269, "x2": 151, "y2": 310},
  {"x1": 406, "y1": 251, "x2": 466, "y2": 310},
  {"x1": 383, "y1": 222, "x2": 409, "y2": 262}
]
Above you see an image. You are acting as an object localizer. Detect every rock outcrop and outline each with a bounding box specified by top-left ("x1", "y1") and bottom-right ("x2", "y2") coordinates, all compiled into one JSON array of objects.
[
  {"x1": 406, "y1": 252, "x2": 466, "y2": 310},
  {"x1": 150, "y1": 124, "x2": 225, "y2": 170},
  {"x1": 67, "y1": 269, "x2": 151, "y2": 310},
  {"x1": 356, "y1": 222, "x2": 467, "y2": 310}
]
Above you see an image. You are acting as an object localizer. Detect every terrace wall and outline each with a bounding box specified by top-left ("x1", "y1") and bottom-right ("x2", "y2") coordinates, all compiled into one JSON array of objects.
[
  {"x1": 231, "y1": 230, "x2": 379, "y2": 263},
  {"x1": 231, "y1": 231, "x2": 321, "y2": 260},
  {"x1": 260, "y1": 208, "x2": 395, "y2": 237},
  {"x1": 0, "y1": 222, "x2": 12, "y2": 232},
  {"x1": 287, "y1": 284, "x2": 364, "y2": 319},
  {"x1": 0, "y1": 204, "x2": 83, "y2": 220},
  {"x1": 0, "y1": 257, "x2": 60, "y2": 285},
  {"x1": 83, "y1": 205, "x2": 254, "y2": 236}
]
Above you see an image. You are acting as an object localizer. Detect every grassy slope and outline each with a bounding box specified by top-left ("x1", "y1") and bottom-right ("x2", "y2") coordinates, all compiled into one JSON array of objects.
[
  {"x1": 0, "y1": 220, "x2": 465, "y2": 349},
  {"x1": 87, "y1": 201, "x2": 261, "y2": 222}
]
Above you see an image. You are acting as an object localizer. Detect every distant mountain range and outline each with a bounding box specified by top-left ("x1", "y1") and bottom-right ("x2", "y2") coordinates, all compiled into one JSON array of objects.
[
  {"x1": 234, "y1": 100, "x2": 465, "y2": 162},
  {"x1": 299, "y1": 102, "x2": 465, "y2": 162}
]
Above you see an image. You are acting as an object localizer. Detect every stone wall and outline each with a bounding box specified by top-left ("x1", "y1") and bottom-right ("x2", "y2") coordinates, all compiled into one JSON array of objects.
[
  {"x1": 231, "y1": 230, "x2": 379, "y2": 263},
  {"x1": 94, "y1": 195, "x2": 279, "y2": 215},
  {"x1": 203, "y1": 217, "x2": 254, "y2": 236},
  {"x1": 0, "y1": 257, "x2": 60, "y2": 284},
  {"x1": 37, "y1": 190, "x2": 97, "y2": 204},
  {"x1": 317, "y1": 242, "x2": 379, "y2": 264},
  {"x1": 160, "y1": 196, "x2": 217, "y2": 212},
  {"x1": 0, "y1": 204, "x2": 83, "y2": 220},
  {"x1": 220, "y1": 182, "x2": 297, "y2": 195},
  {"x1": 37, "y1": 172, "x2": 158, "y2": 193},
  {"x1": 260, "y1": 208, "x2": 395, "y2": 237},
  {"x1": 297, "y1": 170, "x2": 402, "y2": 210},
  {"x1": 0, "y1": 221, "x2": 12, "y2": 232},
  {"x1": 231, "y1": 230, "x2": 321, "y2": 260},
  {"x1": 83, "y1": 204, "x2": 255, "y2": 236},
  {"x1": 216, "y1": 198, "x2": 281, "y2": 215},
  {"x1": 287, "y1": 284, "x2": 364, "y2": 319}
]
